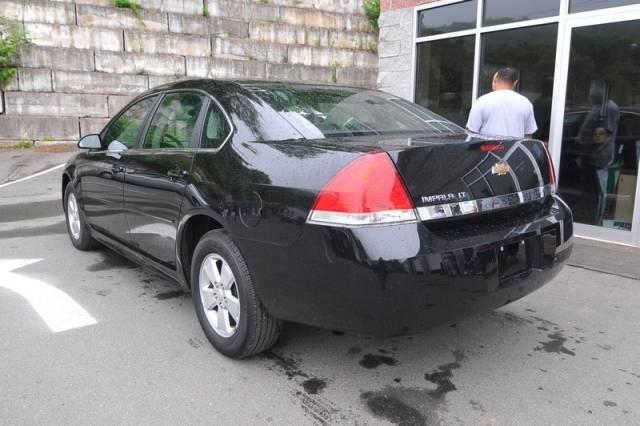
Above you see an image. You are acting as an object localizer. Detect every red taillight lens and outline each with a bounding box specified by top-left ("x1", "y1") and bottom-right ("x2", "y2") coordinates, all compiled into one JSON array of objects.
[
  {"x1": 480, "y1": 144, "x2": 504, "y2": 152},
  {"x1": 307, "y1": 152, "x2": 417, "y2": 226},
  {"x1": 542, "y1": 143, "x2": 557, "y2": 189}
]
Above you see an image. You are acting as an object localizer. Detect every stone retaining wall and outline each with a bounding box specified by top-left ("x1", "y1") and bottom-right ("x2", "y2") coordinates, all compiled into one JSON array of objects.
[{"x1": 0, "y1": 0, "x2": 377, "y2": 144}]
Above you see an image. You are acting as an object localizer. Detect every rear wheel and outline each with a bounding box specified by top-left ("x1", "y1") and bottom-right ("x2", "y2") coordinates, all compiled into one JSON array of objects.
[
  {"x1": 64, "y1": 185, "x2": 99, "y2": 250},
  {"x1": 191, "y1": 230, "x2": 281, "y2": 358}
]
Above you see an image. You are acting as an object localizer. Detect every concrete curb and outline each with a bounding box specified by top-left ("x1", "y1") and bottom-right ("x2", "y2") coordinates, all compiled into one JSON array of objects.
[
  {"x1": 34, "y1": 140, "x2": 77, "y2": 147},
  {"x1": 0, "y1": 140, "x2": 77, "y2": 148}
]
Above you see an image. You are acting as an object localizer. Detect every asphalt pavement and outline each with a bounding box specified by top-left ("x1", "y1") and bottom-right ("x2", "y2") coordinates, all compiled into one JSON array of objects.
[{"x1": 0, "y1": 149, "x2": 639, "y2": 425}]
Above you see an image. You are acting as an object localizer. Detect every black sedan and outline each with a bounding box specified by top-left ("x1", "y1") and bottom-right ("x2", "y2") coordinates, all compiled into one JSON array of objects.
[{"x1": 62, "y1": 80, "x2": 573, "y2": 358}]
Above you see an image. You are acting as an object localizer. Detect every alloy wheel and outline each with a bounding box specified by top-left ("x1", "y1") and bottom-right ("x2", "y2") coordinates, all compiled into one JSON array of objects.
[
  {"x1": 198, "y1": 253, "x2": 240, "y2": 338},
  {"x1": 67, "y1": 192, "x2": 81, "y2": 240}
]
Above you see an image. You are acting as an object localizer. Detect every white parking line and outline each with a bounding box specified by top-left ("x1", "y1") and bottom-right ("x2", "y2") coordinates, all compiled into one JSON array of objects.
[
  {"x1": 0, "y1": 164, "x2": 65, "y2": 189},
  {"x1": 0, "y1": 258, "x2": 97, "y2": 333}
]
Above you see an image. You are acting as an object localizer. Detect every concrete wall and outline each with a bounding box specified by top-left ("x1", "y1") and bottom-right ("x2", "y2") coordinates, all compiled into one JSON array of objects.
[
  {"x1": 0, "y1": 0, "x2": 378, "y2": 143},
  {"x1": 376, "y1": 0, "x2": 436, "y2": 100}
]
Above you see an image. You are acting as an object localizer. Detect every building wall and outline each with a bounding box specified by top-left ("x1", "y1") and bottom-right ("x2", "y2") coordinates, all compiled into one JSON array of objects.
[
  {"x1": 0, "y1": 0, "x2": 378, "y2": 144},
  {"x1": 380, "y1": 0, "x2": 433, "y2": 12},
  {"x1": 376, "y1": 0, "x2": 435, "y2": 100}
]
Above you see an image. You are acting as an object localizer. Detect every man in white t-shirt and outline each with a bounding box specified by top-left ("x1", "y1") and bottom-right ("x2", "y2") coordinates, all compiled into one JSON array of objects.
[{"x1": 466, "y1": 67, "x2": 538, "y2": 139}]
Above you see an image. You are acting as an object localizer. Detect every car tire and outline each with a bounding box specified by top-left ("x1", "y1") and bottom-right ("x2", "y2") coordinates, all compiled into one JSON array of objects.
[
  {"x1": 191, "y1": 230, "x2": 282, "y2": 358},
  {"x1": 64, "y1": 184, "x2": 99, "y2": 251}
]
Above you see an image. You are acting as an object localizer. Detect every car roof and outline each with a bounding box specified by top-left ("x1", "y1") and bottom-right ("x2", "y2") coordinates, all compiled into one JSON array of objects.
[{"x1": 147, "y1": 79, "x2": 368, "y2": 97}]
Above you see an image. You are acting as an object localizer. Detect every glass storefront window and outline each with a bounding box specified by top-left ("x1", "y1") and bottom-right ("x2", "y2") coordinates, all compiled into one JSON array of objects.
[
  {"x1": 558, "y1": 20, "x2": 640, "y2": 231},
  {"x1": 414, "y1": 36, "x2": 475, "y2": 125},
  {"x1": 570, "y1": 0, "x2": 639, "y2": 13},
  {"x1": 483, "y1": 0, "x2": 560, "y2": 26},
  {"x1": 479, "y1": 24, "x2": 558, "y2": 141},
  {"x1": 417, "y1": 0, "x2": 477, "y2": 37}
]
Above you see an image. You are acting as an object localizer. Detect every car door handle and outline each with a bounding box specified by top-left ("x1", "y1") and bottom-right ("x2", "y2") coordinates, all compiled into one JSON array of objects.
[
  {"x1": 112, "y1": 165, "x2": 125, "y2": 173},
  {"x1": 167, "y1": 169, "x2": 188, "y2": 178}
]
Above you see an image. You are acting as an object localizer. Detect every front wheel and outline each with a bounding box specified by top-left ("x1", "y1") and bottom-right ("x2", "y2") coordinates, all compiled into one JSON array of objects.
[
  {"x1": 64, "y1": 184, "x2": 99, "y2": 250},
  {"x1": 191, "y1": 230, "x2": 282, "y2": 358}
]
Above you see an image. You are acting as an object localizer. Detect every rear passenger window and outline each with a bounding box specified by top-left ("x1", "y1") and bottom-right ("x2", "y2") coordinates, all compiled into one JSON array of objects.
[
  {"x1": 143, "y1": 92, "x2": 205, "y2": 149},
  {"x1": 201, "y1": 102, "x2": 231, "y2": 149},
  {"x1": 103, "y1": 95, "x2": 158, "y2": 150}
]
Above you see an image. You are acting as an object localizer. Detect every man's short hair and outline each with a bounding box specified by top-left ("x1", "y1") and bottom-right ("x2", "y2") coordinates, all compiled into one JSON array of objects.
[{"x1": 495, "y1": 67, "x2": 519, "y2": 84}]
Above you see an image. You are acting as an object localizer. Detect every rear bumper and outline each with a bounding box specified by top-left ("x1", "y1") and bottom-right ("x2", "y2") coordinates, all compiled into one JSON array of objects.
[{"x1": 237, "y1": 196, "x2": 573, "y2": 337}]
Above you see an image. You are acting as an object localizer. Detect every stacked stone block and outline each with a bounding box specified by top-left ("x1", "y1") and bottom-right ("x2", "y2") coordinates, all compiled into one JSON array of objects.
[{"x1": 0, "y1": 0, "x2": 377, "y2": 144}]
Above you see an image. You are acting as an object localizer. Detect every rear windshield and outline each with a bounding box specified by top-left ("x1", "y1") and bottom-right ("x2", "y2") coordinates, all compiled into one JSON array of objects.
[{"x1": 244, "y1": 83, "x2": 464, "y2": 139}]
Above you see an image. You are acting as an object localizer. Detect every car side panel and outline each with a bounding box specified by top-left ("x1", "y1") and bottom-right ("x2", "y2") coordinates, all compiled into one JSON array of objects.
[
  {"x1": 187, "y1": 139, "x2": 361, "y2": 248},
  {"x1": 124, "y1": 149, "x2": 195, "y2": 269},
  {"x1": 74, "y1": 151, "x2": 129, "y2": 244}
]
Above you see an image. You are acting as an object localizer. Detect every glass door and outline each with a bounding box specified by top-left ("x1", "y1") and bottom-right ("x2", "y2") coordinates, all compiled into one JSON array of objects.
[{"x1": 552, "y1": 12, "x2": 640, "y2": 245}]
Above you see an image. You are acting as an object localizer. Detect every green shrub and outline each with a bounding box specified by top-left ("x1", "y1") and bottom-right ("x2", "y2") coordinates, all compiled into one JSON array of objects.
[
  {"x1": 15, "y1": 139, "x2": 33, "y2": 149},
  {"x1": 0, "y1": 20, "x2": 29, "y2": 89},
  {"x1": 113, "y1": 0, "x2": 142, "y2": 18},
  {"x1": 363, "y1": 0, "x2": 380, "y2": 31}
]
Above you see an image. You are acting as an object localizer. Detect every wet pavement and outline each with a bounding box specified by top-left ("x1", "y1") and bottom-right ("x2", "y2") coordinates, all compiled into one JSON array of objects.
[
  {"x1": 1, "y1": 167, "x2": 639, "y2": 425},
  {"x1": 0, "y1": 145, "x2": 79, "y2": 186}
]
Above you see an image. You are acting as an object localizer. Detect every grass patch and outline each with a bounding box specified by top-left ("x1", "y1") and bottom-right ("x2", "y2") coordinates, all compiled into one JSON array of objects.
[
  {"x1": 331, "y1": 62, "x2": 341, "y2": 83},
  {"x1": 15, "y1": 139, "x2": 33, "y2": 149}
]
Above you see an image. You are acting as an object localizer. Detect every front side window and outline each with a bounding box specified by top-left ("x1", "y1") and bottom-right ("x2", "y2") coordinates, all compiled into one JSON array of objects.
[
  {"x1": 143, "y1": 92, "x2": 205, "y2": 149},
  {"x1": 103, "y1": 96, "x2": 158, "y2": 150},
  {"x1": 201, "y1": 102, "x2": 231, "y2": 149}
]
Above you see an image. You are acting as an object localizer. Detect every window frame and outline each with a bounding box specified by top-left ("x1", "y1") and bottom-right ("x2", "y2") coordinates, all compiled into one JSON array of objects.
[
  {"x1": 198, "y1": 95, "x2": 235, "y2": 152},
  {"x1": 136, "y1": 89, "x2": 233, "y2": 152},
  {"x1": 139, "y1": 90, "x2": 210, "y2": 151},
  {"x1": 412, "y1": 0, "x2": 640, "y2": 246},
  {"x1": 99, "y1": 88, "x2": 234, "y2": 153}
]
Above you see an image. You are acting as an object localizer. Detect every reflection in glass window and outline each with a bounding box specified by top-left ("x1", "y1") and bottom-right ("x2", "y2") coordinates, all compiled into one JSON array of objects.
[
  {"x1": 247, "y1": 83, "x2": 464, "y2": 139},
  {"x1": 479, "y1": 24, "x2": 558, "y2": 141},
  {"x1": 483, "y1": 0, "x2": 559, "y2": 26},
  {"x1": 570, "y1": 0, "x2": 639, "y2": 13},
  {"x1": 415, "y1": 36, "x2": 475, "y2": 126},
  {"x1": 417, "y1": 0, "x2": 477, "y2": 37},
  {"x1": 202, "y1": 103, "x2": 231, "y2": 149},
  {"x1": 144, "y1": 92, "x2": 205, "y2": 149},
  {"x1": 558, "y1": 20, "x2": 640, "y2": 230},
  {"x1": 103, "y1": 96, "x2": 158, "y2": 150}
]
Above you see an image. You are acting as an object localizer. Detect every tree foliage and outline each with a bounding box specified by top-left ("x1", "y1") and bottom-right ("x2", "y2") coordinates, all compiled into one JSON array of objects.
[
  {"x1": 0, "y1": 20, "x2": 29, "y2": 89},
  {"x1": 363, "y1": 0, "x2": 380, "y2": 31}
]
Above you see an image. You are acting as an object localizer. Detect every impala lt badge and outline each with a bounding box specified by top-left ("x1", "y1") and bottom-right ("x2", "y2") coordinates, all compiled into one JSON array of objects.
[{"x1": 492, "y1": 162, "x2": 511, "y2": 176}]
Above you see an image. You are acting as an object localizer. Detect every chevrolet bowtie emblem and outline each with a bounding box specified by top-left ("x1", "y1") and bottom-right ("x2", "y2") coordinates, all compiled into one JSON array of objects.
[{"x1": 491, "y1": 162, "x2": 510, "y2": 176}]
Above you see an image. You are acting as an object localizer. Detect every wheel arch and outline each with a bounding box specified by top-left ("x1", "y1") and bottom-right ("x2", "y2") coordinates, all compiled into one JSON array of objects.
[
  {"x1": 61, "y1": 172, "x2": 71, "y2": 211},
  {"x1": 177, "y1": 211, "x2": 225, "y2": 288}
]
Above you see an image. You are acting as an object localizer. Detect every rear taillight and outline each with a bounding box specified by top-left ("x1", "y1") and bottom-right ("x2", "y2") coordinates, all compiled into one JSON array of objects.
[
  {"x1": 542, "y1": 143, "x2": 556, "y2": 191},
  {"x1": 307, "y1": 152, "x2": 418, "y2": 226}
]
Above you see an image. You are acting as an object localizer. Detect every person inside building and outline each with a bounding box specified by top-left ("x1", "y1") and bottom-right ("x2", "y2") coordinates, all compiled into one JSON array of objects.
[
  {"x1": 576, "y1": 83, "x2": 621, "y2": 225},
  {"x1": 465, "y1": 67, "x2": 538, "y2": 139}
]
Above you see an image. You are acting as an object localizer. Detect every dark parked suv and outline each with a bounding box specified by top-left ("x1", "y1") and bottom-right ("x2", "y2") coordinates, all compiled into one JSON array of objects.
[{"x1": 62, "y1": 80, "x2": 573, "y2": 358}]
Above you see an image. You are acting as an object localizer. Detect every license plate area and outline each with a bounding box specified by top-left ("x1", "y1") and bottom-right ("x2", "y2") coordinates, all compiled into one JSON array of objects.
[
  {"x1": 498, "y1": 239, "x2": 532, "y2": 280},
  {"x1": 498, "y1": 229, "x2": 557, "y2": 283}
]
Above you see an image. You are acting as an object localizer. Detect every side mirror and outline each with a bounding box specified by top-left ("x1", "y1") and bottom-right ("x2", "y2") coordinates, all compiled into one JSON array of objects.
[{"x1": 78, "y1": 134, "x2": 102, "y2": 149}]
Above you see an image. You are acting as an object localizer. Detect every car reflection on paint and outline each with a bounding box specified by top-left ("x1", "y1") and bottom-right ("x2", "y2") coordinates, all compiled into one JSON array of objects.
[{"x1": 62, "y1": 80, "x2": 573, "y2": 358}]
